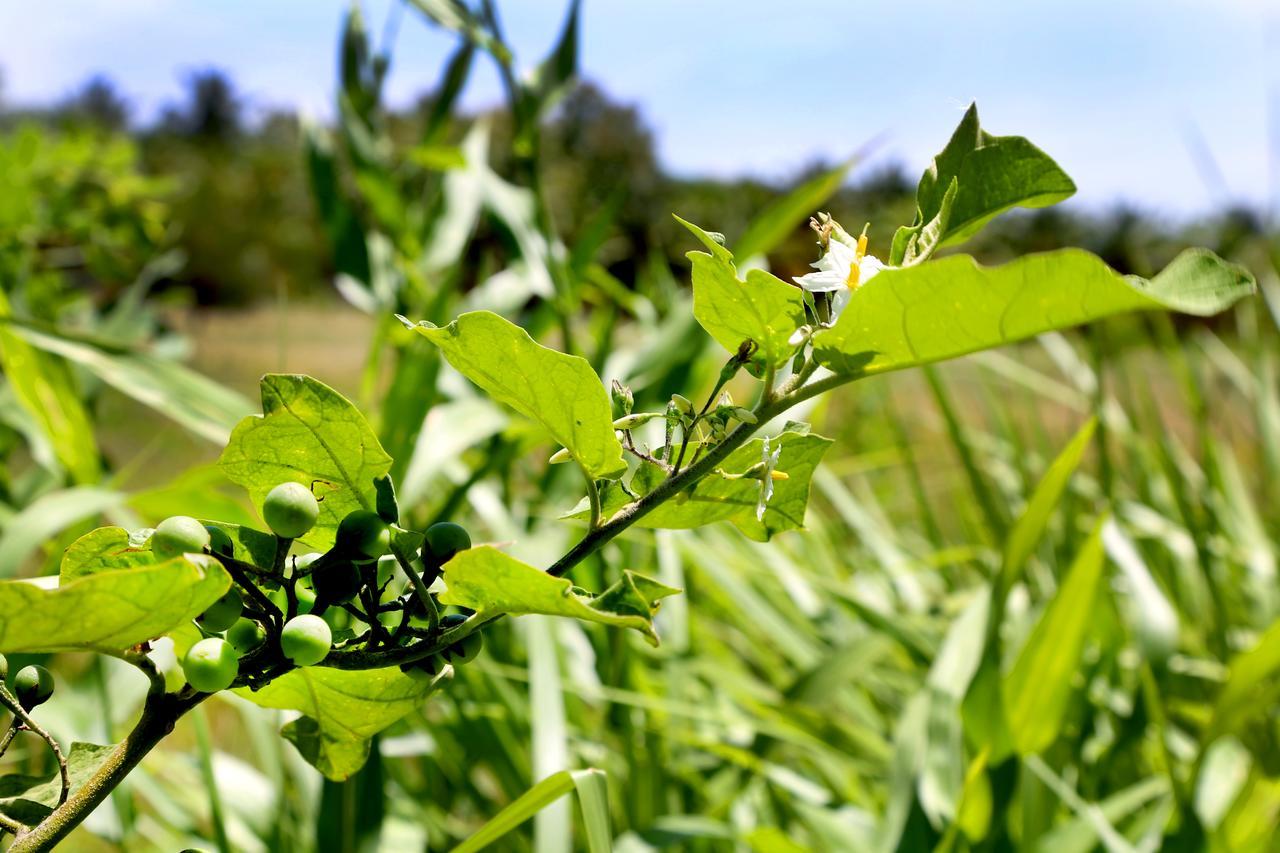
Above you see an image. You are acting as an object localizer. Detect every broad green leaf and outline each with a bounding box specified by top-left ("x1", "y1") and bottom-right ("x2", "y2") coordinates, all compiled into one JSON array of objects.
[
  {"x1": 282, "y1": 715, "x2": 374, "y2": 782},
  {"x1": 0, "y1": 289, "x2": 98, "y2": 483},
  {"x1": 0, "y1": 742, "x2": 115, "y2": 825},
  {"x1": 61, "y1": 526, "x2": 155, "y2": 581},
  {"x1": 0, "y1": 555, "x2": 229, "y2": 654},
  {"x1": 732, "y1": 159, "x2": 854, "y2": 260},
  {"x1": 403, "y1": 311, "x2": 626, "y2": 479},
  {"x1": 677, "y1": 216, "x2": 806, "y2": 367},
  {"x1": 219, "y1": 375, "x2": 393, "y2": 549},
  {"x1": 0, "y1": 487, "x2": 123, "y2": 577},
  {"x1": 439, "y1": 546, "x2": 679, "y2": 646},
  {"x1": 891, "y1": 103, "x2": 1076, "y2": 261},
  {"x1": 1003, "y1": 520, "x2": 1108, "y2": 755},
  {"x1": 14, "y1": 324, "x2": 252, "y2": 445},
  {"x1": 451, "y1": 768, "x2": 611, "y2": 853},
  {"x1": 238, "y1": 665, "x2": 449, "y2": 781},
  {"x1": 998, "y1": 418, "x2": 1096, "y2": 595},
  {"x1": 814, "y1": 249, "x2": 1255, "y2": 376},
  {"x1": 573, "y1": 429, "x2": 833, "y2": 541}
]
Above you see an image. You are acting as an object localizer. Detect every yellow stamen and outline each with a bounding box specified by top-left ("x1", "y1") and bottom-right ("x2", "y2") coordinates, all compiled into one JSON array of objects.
[
  {"x1": 770, "y1": 471, "x2": 790, "y2": 482},
  {"x1": 846, "y1": 227, "x2": 871, "y2": 290}
]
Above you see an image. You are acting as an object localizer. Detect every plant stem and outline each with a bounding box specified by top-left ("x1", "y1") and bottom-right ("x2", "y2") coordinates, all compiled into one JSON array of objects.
[
  {"x1": 0, "y1": 686, "x2": 69, "y2": 808},
  {"x1": 11, "y1": 689, "x2": 208, "y2": 852}
]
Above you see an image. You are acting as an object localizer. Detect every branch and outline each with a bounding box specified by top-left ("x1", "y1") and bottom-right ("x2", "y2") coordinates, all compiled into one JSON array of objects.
[{"x1": 0, "y1": 686, "x2": 69, "y2": 809}]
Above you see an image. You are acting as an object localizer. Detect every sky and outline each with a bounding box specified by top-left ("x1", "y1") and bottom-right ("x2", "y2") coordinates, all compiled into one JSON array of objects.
[{"x1": 1, "y1": 0, "x2": 1276, "y2": 218}]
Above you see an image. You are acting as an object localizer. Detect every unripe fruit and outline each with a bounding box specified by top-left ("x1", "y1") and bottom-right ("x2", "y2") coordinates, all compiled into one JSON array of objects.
[
  {"x1": 280, "y1": 615, "x2": 332, "y2": 666},
  {"x1": 336, "y1": 511, "x2": 390, "y2": 562},
  {"x1": 263, "y1": 482, "x2": 319, "y2": 540},
  {"x1": 205, "y1": 525, "x2": 235, "y2": 559},
  {"x1": 152, "y1": 516, "x2": 211, "y2": 560},
  {"x1": 196, "y1": 588, "x2": 243, "y2": 633},
  {"x1": 13, "y1": 665, "x2": 54, "y2": 710},
  {"x1": 311, "y1": 557, "x2": 363, "y2": 605},
  {"x1": 449, "y1": 631, "x2": 484, "y2": 665},
  {"x1": 0, "y1": 653, "x2": 7, "y2": 681},
  {"x1": 182, "y1": 638, "x2": 239, "y2": 693},
  {"x1": 422, "y1": 522, "x2": 471, "y2": 567},
  {"x1": 226, "y1": 618, "x2": 266, "y2": 653},
  {"x1": 439, "y1": 613, "x2": 468, "y2": 630}
]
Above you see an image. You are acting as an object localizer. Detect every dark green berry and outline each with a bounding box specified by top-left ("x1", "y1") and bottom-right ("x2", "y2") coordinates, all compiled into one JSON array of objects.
[
  {"x1": 205, "y1": 525, "x2": 235, "y2": 559},
  {"x1": 336, "y1": 511, "x2": 390, "y2": 562},
  {"x1": 13, "y1": 665, "x2": 54, "y2": 710},
  {"x1": 421, "y1": 522, "x2": 471, "y2": 567},
  {"x1": 196, "y1": 588, "x2": 243, "y2": 633}
]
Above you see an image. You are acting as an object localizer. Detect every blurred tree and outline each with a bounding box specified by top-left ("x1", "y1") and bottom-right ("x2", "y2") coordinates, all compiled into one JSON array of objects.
[
  {"x1": 155, "y1": 69, "x2": 242, "y2": 145},
  {"x1": 57, "y1": 75, "x2": 131, "y2": 132}
]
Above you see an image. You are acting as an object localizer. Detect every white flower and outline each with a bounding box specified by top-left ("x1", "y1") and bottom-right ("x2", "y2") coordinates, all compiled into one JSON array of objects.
[
  {"x1": 756, "y1": 436, "x2": 784, "y2": 521},
  {"x1": 793, "y1": 230, "x2": 885, "y2": 321}
]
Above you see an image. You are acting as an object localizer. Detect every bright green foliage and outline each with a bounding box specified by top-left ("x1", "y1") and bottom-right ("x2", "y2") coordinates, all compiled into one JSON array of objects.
[
  {"x1": 403, "y1": 311, "x2": 627, "y2": 479},
  {"x1": 60, "y1": 526, "x2": 155, "y2": 581},
  {"x1": 182, "y1": 637, "x2": 240, "y2": 693},
  {"x1": 814, "y1": 249, "x2": 1255, "y2": 376},
  {"x1": 451, "y1": 768, "x2": 611, "y2": 853},
  {"x1": 0, "y1": 742, "x2": 114, "y2": 826},
  {"x1": 438, "y1": 546, "x2": 679, "y2": 646},
  {"x1": 1003, "y1": 520, "x2": 1109, "y2": 756},
  {"x1": 262, "y1": 481, "x2": 320, "y2": 539},
  {"x1": 676, "y1": 216, "x2": 806, "y2": 367},
  {"x1": 150, "y1": 515, "x2": 211, "y2": 560},
  {"x1": 219, "y1": 375, "x2": 393, "y2": 549},
  {"x1": 196, "y1": 588, "x2": 243, "y2": 633},
  {"x1": 280, "y1": 615, "x2": 333, "y2": 666},
  {"x1": 0, "y1": 554, "x2": 229, "y2": 654},
  {"x1": 12, "y1": 665, "x2": 54, "y2": 710},
  {"x1": 239, "y1": 665, "x2": 448, "y2": 780},
  {"x1": 891, "y1": 103, "x2": 1076, "y2": 264},
  {"x1": 581, "y1": 428, "x2": 833, "y2": 540}
]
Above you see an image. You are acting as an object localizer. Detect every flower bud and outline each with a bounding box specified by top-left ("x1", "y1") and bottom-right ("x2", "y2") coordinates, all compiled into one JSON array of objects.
[{"x1": 548, "y1": 447, "x2": 572, "y2": 464}]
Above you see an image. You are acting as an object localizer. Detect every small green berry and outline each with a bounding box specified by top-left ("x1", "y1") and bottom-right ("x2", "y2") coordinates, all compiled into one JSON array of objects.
[
  {"x1": 280, "y1": 615, "x2": 332, "y2": 666},
  {"x1": 196, "y1": 588, "x2": 243, "y2": 633},
  {"x1": 263, "y1": 482, "x2": 320, "y2": 540},
  {"x1": 205, "y1": 525, "x2": 235, "y2": 559},
  {"x1": 182, "y1": 639, "x2": 239, "y2": 693},
  {"x1": 226, "y1": 619, "x2": 266, "y2": 653},
  {"x1": 336, "y1": 511, "x2": 390, "y2": 562},
  {"x1": 152, "y1": 516, "x2": 211, "y2": 561},
  {"x1": 13, "y1": 665, "x2": 54, "y2": 710},
  {"x1": 421, "y1": 522, "x2": 471, "y2": 567}
]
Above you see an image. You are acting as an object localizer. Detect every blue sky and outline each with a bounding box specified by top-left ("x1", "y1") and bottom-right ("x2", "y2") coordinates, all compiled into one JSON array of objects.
[{"x1": 1, "y1": 0, "x2": 1275, "y2": 217}]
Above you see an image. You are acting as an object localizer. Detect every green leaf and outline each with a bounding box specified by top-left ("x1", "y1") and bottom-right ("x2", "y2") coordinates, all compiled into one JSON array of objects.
[
  {"x1": 677, "y1": 216, "x2": 806, "y2": 367},
  {"x1": 60, "y1": 526, "x2": 155, "y2": 581},
  {"x1": 814, "y1": 249, "x2": 1255, "y2": 376},
  {"x1": 403, "y1": 311, "x2": 626, "y2": 479},
  {"x1": 732, "y1": 159, "x2": 854, "y2": 260},
  {"x1": 0, "y1": 554, "x2": 229, "y2": 654},
  {"x1": 891, "y1": 103, "x2": 1076, "y2": 261},
  {"x1": 890, "y1": 177, "x2": 957, "y2": 267},
  {"x1": 219, "y1": 374, "x2": 393, "y2": 550},
  {"x1": 0, "y1": 742, "x2": 115, "y2": 826},
  {"x1": 572, "y1": 429, "x2": 833, "y2": 541},
  {"x1": 526, "y1": 0, "x2": 580, "y2": 112},
  {"x1": 282, "y1": 715, "x2": 374, "y2": 782},
  {"x1": 13, "y1": 324, "x2": 252, "y2": 445},
  {"x1": 1003, "y1": 519, "x2": 1108, "y2": 755},
  {"x1": 451, "y1": 768, "x2": 611, "y2": 853},
  {"x1": 439, "y1": 546, "x2": 680, "y2": 646},
  {"x1": 0, "y1": 289, "x2": 98, "y2": 483},
  {"x1": 238, "y1": 665, "x2": 449, "y2": 781},
  {"x1": 1208, "y1": 616, "x2": 1280, "y2": 741},
  {"x1": 998, "y1": 418, "x2": 1096, "y2": 596}
]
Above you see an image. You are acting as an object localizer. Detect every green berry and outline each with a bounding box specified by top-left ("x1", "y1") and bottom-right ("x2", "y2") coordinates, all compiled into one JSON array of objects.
[
  {"x1": 205, "y1": 525, "x2": 235, "y2": 559},
  {"x1": 196, "y1": 588, "x2": 243, "y2": 633},
  {"x1": 280, "y1": 615, "x2": 332, "y2": 666},
  {"x1": 13, "y1": 665, "x2": 54, "y2": 710},
  {"x1": 182, "y1": 638, "x2": 239, "y2": 693},
  {"x1": 336, "y1": 511, "x2": 390, "y2": 562},
  {"x1": 311, "y1": 556, "x2": 364, "y2": 604},
  {"x1": 263, "y1": 482, "x2": 319, "y2": 540},
  {"x1": 226, "y1": 618, "x2": 266, "y2": 653},
  {"x1": 449, "y1": 631, "x2": 484, "y2": 665},
  {"x1": 0, "y1": 653, "x2": 7, "y2": 681},
  {"x1": 439, "y1": 613, "x2": 468, "y2": 630},
  {"x1": 422, "y1": 522, "x2": 471, "y2": 567},
  {"x1": 152, "y1": 516, "x2": 211, "y2": 561}
]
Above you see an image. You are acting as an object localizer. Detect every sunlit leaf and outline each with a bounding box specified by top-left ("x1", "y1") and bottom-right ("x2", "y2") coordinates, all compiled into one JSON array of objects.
[
  {"x1": 0, "y1": 742, "x2": 115, "y2": 826},
  {"x1": 451, "y1": 768, "x2": 610, "y2": 853},
  {"x1": 0, "y1": 554, "x2": 229, "y2": 654},
  {"x1": 815, "y1": 249, "x2": 1254, "y2": 376},
  {"x1": 403, "y1": 311, "x2": 625, "y2": 479},
  {"x1": 219, "y1": 374, "x2": 392, "y2": 550},
  {"x1": 439, "y1": 546, "x2": 679, "y2": 646},
  {"x1": 60, "y1": 526, "x2": 154, "y2": 581},
  {"x1": 677, "y1": 216, "x2": 806, "y2": 367}
]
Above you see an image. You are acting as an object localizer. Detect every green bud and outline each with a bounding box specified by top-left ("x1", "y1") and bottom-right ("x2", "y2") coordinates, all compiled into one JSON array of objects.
[
  {"x1": 612, "y1": 412, "x2": 660, "y2": 430},
  {"x1": 548, "y1": 447, "x2": 573, "y2": 464},
  {"x1": 671, "y1": 394, "x2": 694, "y2": 417},
  {"x1": 610, "y1": 380, "x2": 633, "y2": 416}
]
